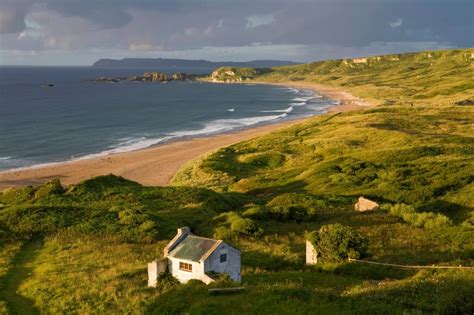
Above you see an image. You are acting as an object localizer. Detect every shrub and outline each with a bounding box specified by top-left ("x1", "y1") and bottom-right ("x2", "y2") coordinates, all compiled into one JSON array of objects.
[
  {"x1": 242, "y1": 206, "x2": 268, "y2": 220},
  {"x1": 229, "y1": 214, "x2": 262, "y2": 236},
  {"x1": 307, "y1": 224, "x2": 368, "y2": 263},
  {"x1": 268, "y1": 205, "x2": 307, "y2": 222},
  {"x1": 389, "y1": 203, "x2": 452, "y2": 229},
  {"x1": 34, "y1": 179, "x2": 65, "y2": 199},
  {"x1": 215, "y1": 212, "x2": 263, "y2": 237}
]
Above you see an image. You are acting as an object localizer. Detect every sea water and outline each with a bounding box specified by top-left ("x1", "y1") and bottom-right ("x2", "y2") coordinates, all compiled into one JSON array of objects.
[{"x1": 0, "y1": 66, "x2": 335, "y2": 171}]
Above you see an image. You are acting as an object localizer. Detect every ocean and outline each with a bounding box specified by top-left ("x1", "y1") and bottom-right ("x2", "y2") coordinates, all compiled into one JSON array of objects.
[{"x1": 0, "y1": 66, "x2": 336, "y2": 171}]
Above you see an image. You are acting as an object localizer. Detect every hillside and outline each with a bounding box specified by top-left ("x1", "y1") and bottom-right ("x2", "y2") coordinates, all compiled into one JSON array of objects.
[
  {"x1": 1, "y1": 48, "x2": 473, "y2": 314},
  {"x1": 208, "y1": 48, "x2": 474, "y2": 107}
]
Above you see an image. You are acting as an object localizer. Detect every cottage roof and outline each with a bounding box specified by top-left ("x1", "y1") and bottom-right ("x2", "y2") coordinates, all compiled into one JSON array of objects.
[{"x1": 168, "y1": 235, "x2": 221, "y2": 262}]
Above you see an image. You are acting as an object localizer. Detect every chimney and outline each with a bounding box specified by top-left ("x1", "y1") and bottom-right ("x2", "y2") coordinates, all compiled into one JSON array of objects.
[{"x1": 163, "y1": 227, "x2": 191, "y2": 257}]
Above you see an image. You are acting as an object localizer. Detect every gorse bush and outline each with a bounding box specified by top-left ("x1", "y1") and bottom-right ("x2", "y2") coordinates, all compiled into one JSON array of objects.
[
  {"x1": 34, "y1": 179, "x2": 65, "y2": 199},
  {"x1": 307, "y1": 224, "x2": 368, "y2": 263},
  {"x1": 268, "y1": 205, "x2": 308, "y2": 222},
  {"x1": 389, "y1": 203, "x2": 453, "y2": 229},
  {"x1": 214, "y1": 211, "x2": 263, "y2": 239}
]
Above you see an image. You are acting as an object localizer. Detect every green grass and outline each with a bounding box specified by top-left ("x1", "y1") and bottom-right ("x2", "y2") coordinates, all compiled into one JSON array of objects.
[
  {"x1": 0, "y1": 240, "x2": 41, "y2": 315},
  {"x1": 1, "y1": 48, "x2": 473, "y2": 314}
]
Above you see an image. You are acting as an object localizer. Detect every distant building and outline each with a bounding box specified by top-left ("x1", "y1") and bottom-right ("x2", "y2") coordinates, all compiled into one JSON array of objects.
[
  {"x1": 148, "y1": 227, "x2": 241, "y2": 286},
  {"x1": 306, "y1": 240, "x2": 318, "y2": 265}
]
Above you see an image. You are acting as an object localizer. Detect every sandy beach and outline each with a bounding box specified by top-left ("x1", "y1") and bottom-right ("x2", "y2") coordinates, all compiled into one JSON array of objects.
[{"x1": 0, "y1": 82, "x2": 372, "y2": 190}]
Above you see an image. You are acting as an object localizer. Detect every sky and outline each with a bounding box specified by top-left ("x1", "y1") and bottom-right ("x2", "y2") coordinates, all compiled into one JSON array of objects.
[{"x1": 0, "y1": 0, "x2": 472, "y2": 65}]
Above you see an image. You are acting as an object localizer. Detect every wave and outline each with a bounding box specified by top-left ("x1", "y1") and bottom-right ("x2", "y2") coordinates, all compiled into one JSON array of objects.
[
  {"x1": 78, "y1": 113, "x2": 290, "y2": 161},
  {"x1": 169, "y1": 114, "x2": 285, "y2": 138},
  {"x1": 72, "y1": 136, "x2": 173, "y2": 161},
  {"x1": 277, "y1": 87, "x2": 300, "y2": 94},
  {"x1": 261, "y1": 105, "x2": 295, "y2": 114},
  {"x1": 293, "y1": 96, "x2": 314, "y2": 102},
  {"x1": 1, "y1": 85, "x2": 335, "y2": 172}
]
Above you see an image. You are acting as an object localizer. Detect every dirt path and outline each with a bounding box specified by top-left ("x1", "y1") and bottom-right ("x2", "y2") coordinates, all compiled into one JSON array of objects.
[{"x1": 0, "y1": 239, "x2": 42, "y2": 315}]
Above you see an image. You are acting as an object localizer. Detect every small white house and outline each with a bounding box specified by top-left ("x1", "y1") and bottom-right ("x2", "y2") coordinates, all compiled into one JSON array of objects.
[{"x1": 148, "y1": 227, "x2": 241, "y2": 286}]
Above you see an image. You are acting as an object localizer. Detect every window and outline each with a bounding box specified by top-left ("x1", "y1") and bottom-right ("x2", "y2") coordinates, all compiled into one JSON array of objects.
[
  {"x1": 220, "y1": 253, "x2": 227, "y2": 263},
  {"x1": 179, "y1": 262, "x2": 192, "y2": 272}
]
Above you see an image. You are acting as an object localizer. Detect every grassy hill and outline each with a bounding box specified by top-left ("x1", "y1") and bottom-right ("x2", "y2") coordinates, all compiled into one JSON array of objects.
[
  {"x1": 209, "y1": 48, "x2": 474, "y2": 107},
  {"x1": 1, "y1": 48, "x2": 473, "y2": 314}
]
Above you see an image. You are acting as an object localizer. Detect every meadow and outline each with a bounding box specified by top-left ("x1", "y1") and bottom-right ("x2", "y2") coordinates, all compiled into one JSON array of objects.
[{"x1": 1, "y1": 48, "x2": 473, "y2": 314}]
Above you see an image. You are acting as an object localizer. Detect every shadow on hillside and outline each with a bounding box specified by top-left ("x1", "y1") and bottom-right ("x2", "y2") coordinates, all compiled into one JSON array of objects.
[
  {"x1": 0, "y1": 239, "x2": 43, "y2": 315},
  {"x1": 245, "y1": 180, "x2": 308, "y2": 198},
  {"x1": 339, "y1": 275, "x2": 474, "y2": 314},
  {"x1": 242, "y1": 249, "x2": 302, "y2": 272}
]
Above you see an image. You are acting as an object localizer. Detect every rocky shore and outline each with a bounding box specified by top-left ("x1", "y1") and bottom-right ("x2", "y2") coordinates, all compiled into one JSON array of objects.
[{"x1": 94, "y1": 71, "x2": 196, "y2": 83}]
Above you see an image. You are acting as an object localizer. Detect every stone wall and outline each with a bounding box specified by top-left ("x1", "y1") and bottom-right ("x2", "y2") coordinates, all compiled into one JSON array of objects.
[
  {"x1": 147, "y1": 258, "x2": 168, "y2": 287},
  {"x1": 306, "y1": 240, "x2": 318, "y2": 265}
]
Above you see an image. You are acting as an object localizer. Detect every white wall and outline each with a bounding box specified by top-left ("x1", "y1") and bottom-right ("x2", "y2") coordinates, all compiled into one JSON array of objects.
[
  {"x1": 204, "y1": 243, "x2": 241, "y2": 282},
  {"x1": 168, "y1": 257, "x2": 204, "y2": 283},
  {"x1": 168, "y1": 242, "x2": 241, "y2": 284}
]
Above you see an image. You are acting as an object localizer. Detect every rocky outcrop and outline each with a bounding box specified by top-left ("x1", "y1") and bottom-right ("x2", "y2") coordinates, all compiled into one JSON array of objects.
[
  {"x1": 171, "y1": 73, "x2": 187, "y2": 81},
  {"x1": 130, "y1": 72, "x2": 169, "y2": 82},
  {"x1": 208, "y1": 67, "x2": 269, "y2": 83},
  {"x1": 354, "y1": 197, "x2": 379, "y2": 212},
  {"x1": 94, "y1": 71, "x2": 194, "y2": 83},
  {"x1": 95, "y1": 77, "x2": 122, "y2": 83}
]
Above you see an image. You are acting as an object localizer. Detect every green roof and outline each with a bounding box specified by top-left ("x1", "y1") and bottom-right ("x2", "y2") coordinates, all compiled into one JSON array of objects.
[{"x1": 168, "y1": 235, "x2": 218, "y2": 262}]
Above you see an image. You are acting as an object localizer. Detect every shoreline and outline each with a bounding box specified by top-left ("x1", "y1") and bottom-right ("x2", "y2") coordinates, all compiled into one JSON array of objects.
[{"x1": 0, "y1": 82, "x2": 372, "y2": 191}]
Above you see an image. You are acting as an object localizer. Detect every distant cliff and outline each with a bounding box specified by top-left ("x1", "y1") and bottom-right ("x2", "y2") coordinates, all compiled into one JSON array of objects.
[{"x1": 92, "y1": 58, "x2": 299, "y2": 69}]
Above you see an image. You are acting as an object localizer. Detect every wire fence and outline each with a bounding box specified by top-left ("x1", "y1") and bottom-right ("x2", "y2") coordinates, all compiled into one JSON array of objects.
[{"x1": 348, "y1": 258, "x2": 474, "y2": 270}]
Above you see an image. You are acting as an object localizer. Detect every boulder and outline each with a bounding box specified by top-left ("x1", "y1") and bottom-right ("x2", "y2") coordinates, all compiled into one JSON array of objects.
[{"x1": 354, "y1": 197, "x2": 379, "y2": 212}]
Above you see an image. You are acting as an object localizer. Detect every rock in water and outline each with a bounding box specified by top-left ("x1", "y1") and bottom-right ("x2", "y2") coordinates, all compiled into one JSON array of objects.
[
  {"x1": 355, "y1": 197, "x2": 379, "y2": 211},
  {"x1": 172, "y1": 73, "x2": 186, "y2": 81}
]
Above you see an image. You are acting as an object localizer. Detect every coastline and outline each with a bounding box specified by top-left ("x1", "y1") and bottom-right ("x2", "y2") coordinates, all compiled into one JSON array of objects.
[{"x1": 0, "y1": 82, "x2": 372, "y2": 191}]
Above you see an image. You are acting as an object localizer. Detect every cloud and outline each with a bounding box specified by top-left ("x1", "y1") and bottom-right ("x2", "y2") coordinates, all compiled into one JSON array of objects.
[
  {"x1": 128, "y1": 43, "x2": 155, "y2": 51},
  {"x1": 0, "y1": 3, "x2": 28, "y2": 34},
  {"x1": 389, "y1": 18, "x2": 403, "y2": 28},
  {"x1": 246, "y1": 14, "x2": 275, "y2": 29},
  {"x1": 0, "y1": 0, "x2": 472, "y2": 65}
]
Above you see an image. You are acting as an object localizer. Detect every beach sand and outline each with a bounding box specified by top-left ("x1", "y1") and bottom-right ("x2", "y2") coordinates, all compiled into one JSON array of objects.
[{"x1": 0, "y1": 82, "x2": 372, "y2": 190}]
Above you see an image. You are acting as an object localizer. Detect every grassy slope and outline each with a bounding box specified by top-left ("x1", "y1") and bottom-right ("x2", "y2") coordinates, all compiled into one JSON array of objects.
[
  {"x1": 0, "y1": 48, "x2": 473, "y2": 314},
  {"x1": 171, "y1": 48, "x2": 474, "y2": 313}
]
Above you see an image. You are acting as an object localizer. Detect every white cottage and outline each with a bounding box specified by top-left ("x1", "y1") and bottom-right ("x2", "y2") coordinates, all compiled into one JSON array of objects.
[{"x1": 148, "y1": 227, "x2": 241, "y2": 286}]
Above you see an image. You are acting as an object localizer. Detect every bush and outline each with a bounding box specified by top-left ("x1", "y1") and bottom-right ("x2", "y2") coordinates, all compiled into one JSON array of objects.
[
  {"x1": 34, "y1": 179, "x2": 65, "y2": 199},
  {"x1": 269, "y1": 205, "x2": 307, "y2": 222},
  {"x1": 242, "y1": 206, "x2": 268, "y2": 220},
  {"x1": 389, "y1": 203, "x2": 452, "y2": 229},
  {"x1": 307, "y1": 224, "x2": 368, "y2": 263},
  {"x1": 215, "y1": 212, "x2": 263, "y2": 238}
]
